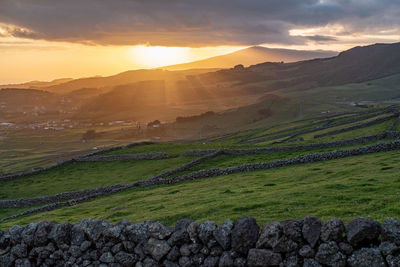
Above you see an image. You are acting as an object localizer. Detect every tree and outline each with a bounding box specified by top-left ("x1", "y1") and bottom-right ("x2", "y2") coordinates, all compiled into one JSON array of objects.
[{"x1": 233, "y1": 64, "x2": 245, "y2": 70}]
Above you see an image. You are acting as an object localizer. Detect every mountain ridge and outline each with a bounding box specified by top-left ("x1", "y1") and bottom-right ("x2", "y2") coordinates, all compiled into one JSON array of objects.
[{"x1": 161, "y1": 46, "x2": 337, "y2": 70}]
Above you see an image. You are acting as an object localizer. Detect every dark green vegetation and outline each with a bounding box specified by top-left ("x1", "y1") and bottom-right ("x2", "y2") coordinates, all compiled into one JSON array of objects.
[{"x1": 1, "y1": 106, "x2": 400, "y2": 228}]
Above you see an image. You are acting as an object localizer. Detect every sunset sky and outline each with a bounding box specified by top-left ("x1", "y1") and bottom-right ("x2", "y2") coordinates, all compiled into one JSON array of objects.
[{"x1": 1, "y1": 0, "x2": 400, "y2": 84}]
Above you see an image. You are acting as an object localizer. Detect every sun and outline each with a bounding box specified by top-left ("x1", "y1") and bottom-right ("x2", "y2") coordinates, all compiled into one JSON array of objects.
[{"x1": 129, "y1": 45, "x2": 191, "y2": 68}]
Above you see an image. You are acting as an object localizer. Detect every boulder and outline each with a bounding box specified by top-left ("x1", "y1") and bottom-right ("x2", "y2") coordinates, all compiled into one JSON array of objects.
[
  {"x1": 11, "y1": 243, "x2": 28, "y2": 258},
  {"x1": 166, "y1": 246, "x2": 180, "y2": 262},
  {"x1": 103, "y1": 224, "x2": 124, "y2": 242},
  {"x1": 303, "y1": 258, "x2": 323, "y2": 267},
  {"x1": 80, "y1": 240, "x2": 92, "y2": 252},
  {"x1": 163, "y1": 259, "x2": 179, "y2": 267},
  {"x1": 338, "y1": 242, "x2": 353, "y2": 255},
  {"x1": 379, "y1": 241, "x2": 398, "y2": 256},
  {"x1": 302, "y1": 217, "x2": 322, "y2": 247},
  {"x1": 256, "y1": 221, "x2": 281, "y2": 249},
  {"x1": 34, "y1": 222, "x2": 53, "y2": 246},
  {"x1": 219, "y1": 251, "x2": 234, "y2": 267},
  {"x1": 234, "y1": 257, "x2": 247, "y2": 267},
  {"x1": 21, "y1": 223, "x2": 38, "y2": 247},
  {"x1": 14, "y1": 258, "x2": 31, "y2": 267},
  {"x1": 320, "y1": 218, "x2": 345, "y2": 242},
  {"x1": 167, "y1": 219, "x2": 192, "y2": 246},
  {"x1": 99, "y1": 251, "x2": 115, "y2": 263},
  {"x1": 387, "y1": 254, "x2": 400, "y2": 267},
  {"x1": 115, "y1": 251, "x2": 137, "y2": 267},
  {"x1": 299, "y1": 245, "x2": 315, "y2": 258},
  {"x1": 124, "y1": 221, "x2": 152, "y2": 244},
  {"x1": 346, "y1": 218, "x2": 381, "y2": 247},
  {"x1": 178, "y1": 256, "x2": 192, "y2": 267},
  {"x1": 382, "y1": 218, "x2": 400, "y2": 245},
  {"x1": 144, "y1": 238, "x2": 171, "y2": 261},
  {"x1": 148, "y1": 222, "x2": 172, "y2": 240},
  {"x1": 75, "y1": 219, "x2": 111, "y2": 242},
  {"x1": 232, "y1": 217, "x2": 260, "y2": 254},
  {"x1": 314, "y1": 241, "x2": 346, "y2": 267},
  {"x1": 247, "y1": 248, "x2": 282, "y2": 267},
  {"x1": 179, "y1": 244, "x2": 191, "y2": 257},
  {"x1": 192, "y1": 253, "x2": 205, "y2": 265},
  {"x1": 281, "y1": 220, "x2": 303, "y2": 243},
  {"x1": 203, "y1": 256, "x2": 219, "y2": 267},
  {"x1": 214, "y1": 220, "x2": 234, "y2": 250},
  {"x1": 7, "y1": 225, "x2": 23, "y2": 245},
  {"x1": 198, "y1": 221, "x2": 217, "y2": 245},
  {"x1": 143, "y1": 257, "x2": 158, "y2": 267},
  {"x1": 347, "y1": 248, "x2": 386, "y2": 267},
  {"x1": 187, "y1": 222, "x2": 199, "y2": 242},
  {"x1": 272, "y1": 236, "x2": 297, "y2": 253},
  {"x1": 283, "y1": 252, "x2": 299, "y2": 267}
]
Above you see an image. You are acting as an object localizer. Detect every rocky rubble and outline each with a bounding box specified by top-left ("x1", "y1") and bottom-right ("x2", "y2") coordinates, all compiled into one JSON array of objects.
[{"x1": 1, "y1": 216, "x2": 400, "y2": 266}]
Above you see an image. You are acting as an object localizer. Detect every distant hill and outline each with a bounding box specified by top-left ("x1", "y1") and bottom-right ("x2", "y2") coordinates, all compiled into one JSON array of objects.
[
  {"x1": 38, "y1": 69, "x2": 218, "y2": 94},
  {"x1": 162, "y1": 46, "x2": 337, "y2": 70},
  {"x1": 3, "y1": 42, "x2": 400, "y2": 126},
  {"x1": 0, "y1": 78, "x2": 73, "y2": 89},
  {"x1": 199, "y1": 42, "x2": 400, "y2": 90}
]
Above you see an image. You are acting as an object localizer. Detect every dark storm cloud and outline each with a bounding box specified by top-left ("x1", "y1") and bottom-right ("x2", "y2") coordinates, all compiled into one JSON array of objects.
[
  {"x1": 305, "y1": 35, "x2": 337, "y2": 42},
  {"x1": 0, "y1": 0, "x2": 399, "y2": 46}
]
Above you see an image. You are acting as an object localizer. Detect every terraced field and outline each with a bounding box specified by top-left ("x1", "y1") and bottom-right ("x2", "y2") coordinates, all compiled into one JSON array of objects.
[{"x1": 1, "y1": 106, "x2": 400, "y2": 229}]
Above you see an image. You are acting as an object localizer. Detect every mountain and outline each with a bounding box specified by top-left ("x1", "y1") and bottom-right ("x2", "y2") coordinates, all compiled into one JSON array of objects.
[
  {"x1": 162, "y1": 46, "x2": 337, "y2": 70},
  {"x1": 199, "y1": 42, "x2": 400, "y2": 90}
]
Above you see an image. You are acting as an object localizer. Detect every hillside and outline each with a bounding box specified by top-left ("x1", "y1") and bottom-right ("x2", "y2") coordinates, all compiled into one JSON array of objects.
[
  {"x1": 200, "y1": 43, "x2": 400, "y2": 88},
  {"x1": 39, "y1": 69, "x2": 218, "y2": 94},
  {"x1": 162, "y1": 46, "x2": 337, "y2": 70},
  {"x1": 0, "y1": 78, "x2": 73, "y2": 89},
  {"x1": 1, "y1": 105, "x2": 400, "y2": 228},
  {"x1": 56, "y1": 43, "x2": 400, "y2": 123}
]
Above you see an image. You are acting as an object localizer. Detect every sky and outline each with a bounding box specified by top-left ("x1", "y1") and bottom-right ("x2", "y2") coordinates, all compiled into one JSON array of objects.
[{"x1": 1, "y1": 0, "x2": 400, "y2": 84}]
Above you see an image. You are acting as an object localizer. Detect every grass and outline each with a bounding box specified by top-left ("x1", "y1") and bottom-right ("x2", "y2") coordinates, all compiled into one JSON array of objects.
[
  {"x1": 2, "y1": 149, "x2": 400, "y2": 229},
  {"x1": 1, "y1": 101, "x2": 400, "y2": 229},
  {"x1": 0, "y1": 156, "x2": 196, "y2": 199}
]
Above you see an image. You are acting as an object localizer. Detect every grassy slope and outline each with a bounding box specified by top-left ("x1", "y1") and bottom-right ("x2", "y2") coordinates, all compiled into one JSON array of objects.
[
  {"x1": 1, "y1": 149, "x2": 399, "y2": 229},
  {"x1": 0, "y1": 101, "x2": 399, "y2": 229},
  {"x1": 0, "y1": 157, "x2": 197, "y2": 199},
  {"x1": 1, "y1": 114, "x2": 391, "y2": 200}
]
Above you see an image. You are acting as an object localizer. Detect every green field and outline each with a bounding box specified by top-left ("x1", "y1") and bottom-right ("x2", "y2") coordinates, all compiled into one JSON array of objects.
[
  {"x1": 1, "y1": 149, "x2": 399, "y2": 228},
  {"x1": 1, "y1": 105, "x2": 400, "y2": 229}
]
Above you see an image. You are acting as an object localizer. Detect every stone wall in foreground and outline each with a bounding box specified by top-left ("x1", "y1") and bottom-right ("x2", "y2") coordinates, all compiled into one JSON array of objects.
[{"x1": 1, "y1": 216, "x2": 400, "y2": 266}]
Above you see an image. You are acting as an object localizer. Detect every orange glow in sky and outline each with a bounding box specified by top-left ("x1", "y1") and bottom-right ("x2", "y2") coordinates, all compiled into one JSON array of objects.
[
  {"x1": 1, "y1": 21, "x2": 400, "y2": 84},
  {"x1": 0, "y1": 34, "x2": 242, "y2": 84}
]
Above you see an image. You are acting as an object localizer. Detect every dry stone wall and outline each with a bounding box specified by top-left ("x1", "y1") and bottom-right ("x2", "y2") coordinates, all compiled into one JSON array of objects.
[
  {"x1": 181, "y1": 131, "x2": 400, "y2": 157},
  {"x1": 1, "y1": 216, "x2": 400, "y2": 266},
  {"x1": 167, "y1": 140, "x2": 400, "y2": 184},
  {"x1": 245, "y1": 108, "x2": 397, "y2": 144},
  {"x1": 3, "y1": 139, "x2": 400, "y2": 220},
  {"x1": 0, "y1": 142, "x2": 155, "y2": 182},
  {"x1": 313, "y1": 114, "x2": 397, "y2": 139},
  {"x1": 0, "y1": 151, "x2": 224, "y2": 210},
  {"x1": 76, "y1": 152, "x2": 169, "y2": 162}
]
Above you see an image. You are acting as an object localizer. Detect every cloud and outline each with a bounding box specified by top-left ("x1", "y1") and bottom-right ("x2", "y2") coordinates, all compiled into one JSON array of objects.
[
  {"x1": 304, "y1": 35, "x2": 337, "y2": 42},
  {"x1": 0, "y1": 0, "x2": 399, "y2": 47}
]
